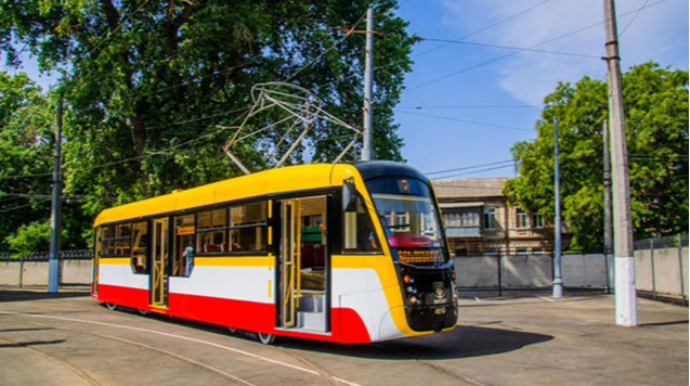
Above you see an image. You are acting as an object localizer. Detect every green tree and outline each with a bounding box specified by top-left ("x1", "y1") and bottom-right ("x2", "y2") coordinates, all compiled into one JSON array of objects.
[
  {"x1": 0, "y1": 72, "x2": 91, "y2": 254},
  {"x1": 1, "y1": 0, "x2": 415, "y2": 221},
  {"x1": 0, "y1": 72, "x2": 54, "y2": 252},
  {"x1": 504, "y1": 62, "x2": 688, "y2": 252}
]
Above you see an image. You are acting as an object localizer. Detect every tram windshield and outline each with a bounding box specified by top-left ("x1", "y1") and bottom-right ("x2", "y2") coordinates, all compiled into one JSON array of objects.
[{"x1": 366, "y1": 177, "x2": 449, "y2": 267}]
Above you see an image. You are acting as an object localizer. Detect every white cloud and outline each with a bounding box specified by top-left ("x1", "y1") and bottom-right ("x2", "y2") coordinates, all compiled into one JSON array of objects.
[{"x1": 439, "y1": 0, "x2": 689, "y2": 104}]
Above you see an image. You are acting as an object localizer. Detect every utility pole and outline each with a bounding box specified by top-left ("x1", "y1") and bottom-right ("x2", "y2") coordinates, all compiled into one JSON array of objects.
[
  {"x1": 553, "y1": 117, "x2": 563, "y2": 298},
  {"x1": 603, "y1": 0, "x2": 637, "y2": 326},
  {"x1": 603, "y1": 120, "x2": 613, "y2": 293},
  {"x1": 48, "y1": 97, "x2": 64, "y2": 293},
  {"x1": 361, "y1": 6, "x2": 374, "y2": 162}
]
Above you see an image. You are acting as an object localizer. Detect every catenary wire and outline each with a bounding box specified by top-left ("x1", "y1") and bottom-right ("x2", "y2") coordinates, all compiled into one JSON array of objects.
[
  {"x1": 398, "y1": 111, "x2": 532, "y2": 132},
  {"x1": 425, "y1": 159, "x2": 514, "y2": 176},
  {"x1": 431, "y1": 164, "x2": 515, "y2": 180},
  {"x1": 420, "y1": 38, "x2": 601, "y2": 59},
  {"x1": 619, "y1": 0, "x2": 653, "y2": 37},
  {"x1": 404, "y1": 0, "x2": 673, "y2": 93}
]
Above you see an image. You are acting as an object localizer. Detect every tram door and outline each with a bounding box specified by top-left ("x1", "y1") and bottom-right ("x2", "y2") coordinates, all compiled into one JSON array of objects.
[
  {"x1": 279, "y1": 200, "x2": 299, "y2": 327},
  {"x1": 278, "y1": 196, "x2": 329, "y2": 331},
  {"x1": 151, "y1": 218, "x2": 169, "y2": 308}
]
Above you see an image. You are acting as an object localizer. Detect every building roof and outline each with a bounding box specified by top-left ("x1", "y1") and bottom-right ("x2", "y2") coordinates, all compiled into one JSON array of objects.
[{"x1": 432, "y1": 178, "x2": 509, "y2": 200}]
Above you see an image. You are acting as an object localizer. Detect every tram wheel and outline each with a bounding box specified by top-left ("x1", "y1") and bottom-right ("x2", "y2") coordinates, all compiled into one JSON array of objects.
[
  {"x1": 105, "y1": 303, "x2": 118, "y2": 311},
  {"x1": 256, "y1": 332, "x2": 276, "y2": 345},
  {"x1": 137, "y1": 309, "x2": 150, "y2": 316},
  {"x1": 228, "y1": 327, "x2": 238, "y2": 334}
]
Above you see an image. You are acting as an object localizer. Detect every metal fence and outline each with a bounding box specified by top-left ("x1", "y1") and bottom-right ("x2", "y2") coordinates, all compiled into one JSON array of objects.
[
  {"x1": 634, "y1": 233, "x2": 688, "y2": 250},
  {"x1": 0, "y1": 249, "x2": 93, "y2": 261}
]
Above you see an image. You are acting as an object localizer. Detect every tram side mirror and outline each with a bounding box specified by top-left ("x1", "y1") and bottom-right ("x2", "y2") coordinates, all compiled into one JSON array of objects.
[{"x1": 343, "y1": 180, "x2": 357, "y2": 212}]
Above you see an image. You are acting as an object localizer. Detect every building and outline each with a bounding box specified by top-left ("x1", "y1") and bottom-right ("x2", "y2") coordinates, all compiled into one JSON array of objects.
[{"x1": 432, "y1": 178, "x2": 570, "y2": 256}]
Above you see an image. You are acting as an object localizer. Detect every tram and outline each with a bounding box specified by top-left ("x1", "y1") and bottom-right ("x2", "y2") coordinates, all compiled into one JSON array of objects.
[{"x1": 91, "y1": 161, "x2": 457, "y2": 344}]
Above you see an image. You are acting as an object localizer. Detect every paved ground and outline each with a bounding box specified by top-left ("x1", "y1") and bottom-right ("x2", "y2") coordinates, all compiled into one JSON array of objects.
[{"x1": 0, "y1": 288, "x2": 687, "y2": 386}]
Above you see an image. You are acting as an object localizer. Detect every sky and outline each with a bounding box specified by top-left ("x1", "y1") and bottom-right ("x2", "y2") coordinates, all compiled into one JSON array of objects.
[
  {"x1": 4, "y1": 0, "x2": 689, "y2": 181},
  {"x1": 393, "y1": 0, "x2": 689, "y2": 179}
]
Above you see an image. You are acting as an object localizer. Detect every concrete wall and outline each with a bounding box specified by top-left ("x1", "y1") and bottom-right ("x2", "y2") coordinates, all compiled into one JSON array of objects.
[
  {"x1": 562, "y1": 254, "x2": 608, "y2": 287},
  {"x1": 454, "y1": 254, "x2": 608, "y2": 289},
  {"x1": 0, "y1": 259, "x2": 92, "y2": 287},
  {"x1": 62, "y1": 259, "x2": 93, "y2": 285},
  {"x1": 0, "y1": 261, "x2": 21, "y2": 286},
  {"x1": 502, "y1": 255, "x2": 552, "y2": 287},
  {"x1": 635, "y1": 246, "x2": 688, "y2": 299},
  {"x1": 455, "y1": 256, "x2": 499, "y2": 287}
]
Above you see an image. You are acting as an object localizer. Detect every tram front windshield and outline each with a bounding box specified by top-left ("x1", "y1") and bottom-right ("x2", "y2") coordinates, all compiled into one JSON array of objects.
[{"x1": 366, "y1": 177, "x2": 449, "y2": 267}]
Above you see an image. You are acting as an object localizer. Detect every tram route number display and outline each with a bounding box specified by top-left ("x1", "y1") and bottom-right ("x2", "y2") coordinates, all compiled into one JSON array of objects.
[{"x1": 397, "y1": 248, "x2": 443, "y2": 264}]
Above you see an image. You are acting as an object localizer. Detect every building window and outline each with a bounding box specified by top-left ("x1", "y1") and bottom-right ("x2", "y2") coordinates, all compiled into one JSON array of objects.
[
  {"x1": 533, "y1": 213, "x2": 545, "y2": 228},
  {"x1": 443, "y1": 213, "x2": 458, "y2": 228},
  {"x1": 516, "y1": 209, "x2": 528, "y2": 229},
  {"x1": 483, "y1": 208, "x2": 497, "y2": 230},
  {"x1": 444, "y1": 211, "x2": 480, "y2": 228},
  {"x1": 464, "y1": 212, "x2": 479, "y2": 227}
]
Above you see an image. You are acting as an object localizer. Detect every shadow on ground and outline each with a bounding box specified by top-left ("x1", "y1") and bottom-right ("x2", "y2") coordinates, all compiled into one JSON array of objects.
[
  {"x1": 0, "y1": 290, "x2": 90, "y2": 302},
  {"x1": 279, "y1": 325, "x2": 554, "y2": 361},
  {"x1": 139, "y1": 308, "x2": 553, "y2": 361}
]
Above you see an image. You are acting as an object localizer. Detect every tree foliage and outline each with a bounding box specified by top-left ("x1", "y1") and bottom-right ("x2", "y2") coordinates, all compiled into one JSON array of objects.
[
  {"x1": 0, "y1": 72, "x2": 91, "y2": 253},
  {"x1": 504, "y1": 63, "x2": 689, "y2": 251},
  {"x1": 1, "y1": 0, "x2": 415, "y2": 221},
  {"x1": 0, "y1": 72, "x2": 54, "y2": 252}
]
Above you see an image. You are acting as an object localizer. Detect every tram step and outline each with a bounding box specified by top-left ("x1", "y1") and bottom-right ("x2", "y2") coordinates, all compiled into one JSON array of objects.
[
  {"x1": 297, "y1": 293, "x2": 325, "y2": 313},
  {"x1": 297, "y1": 310, "x2": 326, "y2": 331}
]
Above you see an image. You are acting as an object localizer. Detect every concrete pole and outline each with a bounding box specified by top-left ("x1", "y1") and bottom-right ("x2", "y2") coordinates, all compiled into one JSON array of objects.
[
  {"x1": 361, "y1": 7, "x2": 374, "y2": 162},
  {"x1": 48, "y1": 97, "x2": 64, "y2": 293},
  {"x1": 553, "y1": 117, "x2": 563, "y2": 298},
  {"x1": 603, "y1": 0, "x2": 637, "y2": 326},
  {"x1": 603, "y1": 120, "x2": 613, "y2": 293}
]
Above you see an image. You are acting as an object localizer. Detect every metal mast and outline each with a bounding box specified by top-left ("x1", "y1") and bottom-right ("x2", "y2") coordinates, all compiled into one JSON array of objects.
[{"x1": 361, "y1": 7, "x2": 374, "y2": 161}]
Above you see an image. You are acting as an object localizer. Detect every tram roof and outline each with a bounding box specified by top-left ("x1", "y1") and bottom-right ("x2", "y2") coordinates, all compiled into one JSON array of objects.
[
  {"x1": 94, "y1": 163, "x2": 350, "y2": 227},
  {"x1": 93, "y1": 161, "x2": 429, "y2": 227}
]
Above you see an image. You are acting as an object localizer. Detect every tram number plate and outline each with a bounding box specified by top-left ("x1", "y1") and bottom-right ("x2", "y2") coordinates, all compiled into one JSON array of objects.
[{"x1": 434, "y1": 307, "x2": 446, "y2": 315}]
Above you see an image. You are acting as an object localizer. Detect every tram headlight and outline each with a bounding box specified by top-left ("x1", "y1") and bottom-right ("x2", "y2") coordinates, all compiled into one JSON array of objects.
[{"x1": 409, "y1": 296, "x2": 417, "y2": 304}]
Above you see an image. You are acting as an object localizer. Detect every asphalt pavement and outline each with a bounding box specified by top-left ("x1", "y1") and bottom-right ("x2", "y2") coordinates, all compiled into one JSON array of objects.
[{"x1": 0, "y1": 287, "x2": 687, "y2": 386}]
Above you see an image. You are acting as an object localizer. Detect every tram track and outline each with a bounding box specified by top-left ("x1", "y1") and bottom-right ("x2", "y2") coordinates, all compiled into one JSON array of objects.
[
  {"x1": 0, "y1": 335, "x2": 104, "y2": 386},
  {"x1": 0, "y1": 309, "x2": 364, "y2": 386},
  {"x1": 277, "y1": 346, "x2": 361, "y2": 386},
  {"x1": 2, "y1": 317, "x2": 258, "y2": 386}
]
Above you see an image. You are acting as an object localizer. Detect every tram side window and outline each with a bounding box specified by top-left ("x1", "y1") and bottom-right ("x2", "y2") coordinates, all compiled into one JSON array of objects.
[
  {"x1": 344, "y1": 195, "x2": 381, "y2": 252},
  {"x1": 197, "y1": 208, "x2": 228, "y2": 254},
  {"x1": 173, "y1": 215, "x2": 195, "y2": 276},
  {"x1": 100, "y1": 224, "x2": 131, "y2": 256},
  {"x1": 131, "y1": 221, "x2": 149, "y2": 274},
  {"x1": 229, "y1": 202, "x2": 267, "y2": 252}
]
